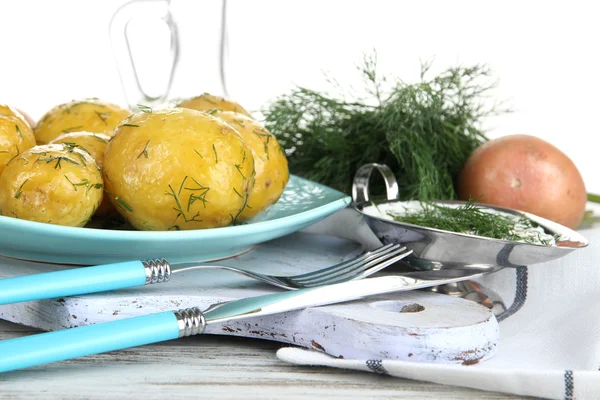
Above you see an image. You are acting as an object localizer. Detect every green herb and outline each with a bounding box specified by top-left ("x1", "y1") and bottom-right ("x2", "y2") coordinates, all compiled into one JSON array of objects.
[
  {"x1": 232, "y1": 187, "x2": 243, "y2": 198},
  {"x1": 15, "y1": 179, "x2": 28, "y2": 199},
  {"x1": 15, "y1": 125, "x2": 23, "y2": 140},
  {"x1": 137, "y1": 140, "x2": 150, "y2": 159},
  {"x1": 122, "y1": 123, "x2": 139, "y2": 128},
  {"x1": 137, "y1": 104, "x2": 152, "y2": 113},
  {"x1": 64, "y1": 176, "x2": 101, "y2": 192},
  {"x1": 184, "y1": 177, "x2": 210, "y2": 211},
  {"x1": 64, "y1": 175, "x2": 84, "y2": 191},
  {"x1": 262, "y1": 53, "x2": 506, "y2": 200},
  {"x1": 235, "y1": 164, "x2": 246, "y2": 179},
  {"x1": 93, "y1": 134, "x2": 109, "y2": 143},
  {"x1": 115, "y1": 197, "x2": 133, "y2": 212},
  {"x1": 165, "y1": 180, "x2": 203, "y2": 228},
  {"x1": 37, "y1": 155, "x2": 82, "y2": 169},
  {"x1": 212, "y1": 144, "x2": 218, "y2": 163},
  {"x1": 62, "y1": 126, "x2": 84, "y2": 134},
  {"x1": 253, "y1": 129, "x2": 271, "y2": 160},
  {"x1": 193, "y1": 149, "x2": 204, "y2": 159},
  {"x1": 94, "y1": 111, "x2": 111, "y2": 125},
  {"x1": 387, "y1": 200, "x2": 553, "y2": 244}
]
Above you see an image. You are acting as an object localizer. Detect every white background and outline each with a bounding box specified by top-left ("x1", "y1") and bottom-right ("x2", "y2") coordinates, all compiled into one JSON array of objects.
[{"x1": 1, "y1": 0, "x2": 598, "y2": 192}]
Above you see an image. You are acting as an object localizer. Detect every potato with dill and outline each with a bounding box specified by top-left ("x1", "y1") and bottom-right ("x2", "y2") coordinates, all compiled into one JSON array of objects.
[
  {"x1": 103, "y1": 108, "x2": 255, "y2": 231},
  {"x1": 0, "y1": 114, "x2": 36, "y2": 176},
  {"x1": 0, "y1": 144, "x2": 104, "y2": 227},
  {"x1": 49, "y1": 131, "x2": 115, "y2": 216},
  {"x1": 0, "y1": 104, "x2": 32, "y2": 128},
  {"x1": 213, "y1": 111, "x2": 289, "y2": 220},
  {"x1": 34, "y1": 98, "x2": 131, "y2": 144},
  {"x1": 178, "y1": 93, "x2": 252, "y2": 118}
]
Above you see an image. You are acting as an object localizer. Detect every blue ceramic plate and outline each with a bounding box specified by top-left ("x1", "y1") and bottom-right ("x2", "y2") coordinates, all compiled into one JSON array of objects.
[{"x1": 0, "y1": 175, "x2": 351, "y2": 265}]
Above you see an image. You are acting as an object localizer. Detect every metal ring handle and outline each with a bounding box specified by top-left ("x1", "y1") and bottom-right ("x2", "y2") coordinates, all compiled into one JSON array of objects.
[{"x1": 351, "y1": 163, "x2": 399, "y2": 205}]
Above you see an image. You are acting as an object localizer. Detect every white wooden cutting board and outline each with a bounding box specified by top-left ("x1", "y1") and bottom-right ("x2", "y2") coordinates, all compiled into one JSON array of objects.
[{"x1": 0, "y1": 232, "x2": 498, "y2": 364}]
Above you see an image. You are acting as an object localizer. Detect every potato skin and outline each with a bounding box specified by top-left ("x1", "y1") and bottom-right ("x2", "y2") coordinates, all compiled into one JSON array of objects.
[
  {"x1": 0, "y1": 104, "x2": 32, "y2": 128},
  {"x1": 0, "y1": 115, "x2": 36, "y2": 176},
  {"x1": 34, "y1": 99, "x2": 131, "y2": 144},
  {"x1": 213, "y1": 111, "x2": 289, "y2": 220},
  {"x1": 178, "y1": 93, "x2": 252, "y2": 118},
  {"x1": 50, "y1": 132, "x2": 114, "y2": 216},
  {"x1": 0, "y1": 144, "x2": 103, "y2": 227},
  {"x1": 457, "y1": 134, "x2": 587, "y2": 229},
  {"x1": 103, "y1": 108, "x2": 255, "y2": 231}
]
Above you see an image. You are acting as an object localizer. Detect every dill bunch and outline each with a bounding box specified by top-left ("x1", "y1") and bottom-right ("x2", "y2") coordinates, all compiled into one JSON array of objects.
[{"x1": 262, "y1": 54, "x2": 504, "y2": 200}]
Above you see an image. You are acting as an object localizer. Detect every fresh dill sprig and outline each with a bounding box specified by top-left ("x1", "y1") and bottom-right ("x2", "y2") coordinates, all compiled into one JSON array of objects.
[{"x1": 262, "y1": 53, "x2": 507, "y2": 200}]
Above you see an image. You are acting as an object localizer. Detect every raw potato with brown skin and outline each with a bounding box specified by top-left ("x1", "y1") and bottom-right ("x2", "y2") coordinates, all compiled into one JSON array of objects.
[
  {"x1": 178, "y1": 93, "x2": 252, "y2": 118},
  {"x1": 0, "y1": 115, "x2": 36, "y2": 176},
  {"x1": 103, "y1": 108, "x2": 255, "y2": 231},
  {"x1": 34, "y1": 98, "x2": 131, "y2": 144},
  {"x1": 0, "y1": 144, "x2": 104, "y2": 227},
  {"x1": 213, "y1": 111, "x2": 289, "y2": 220},
  {"x1": 457, "y1": 134, "x2": 587, "y2": 229},
  {"x1": 49, "y1": 131, "x2": 115, "y2": 216}
]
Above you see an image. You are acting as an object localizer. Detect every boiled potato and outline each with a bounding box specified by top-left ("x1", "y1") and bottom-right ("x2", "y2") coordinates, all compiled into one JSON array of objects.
[
  {"x1": 178, "y1": 93, "x2": 252, "y2": 118},
  {"x1": 34, "y1": 98, "x2": 131, "y2": 144},
  {"x1": 213, "y1": 111, "x2": 289, "y2": 220},
  {"x1": 103, "y1": 108, "x2": 255, "y2": 231},
  {"x1": 0, "y1": 104, "x2": 31, "y2": 128},
  {"x1": 0, "y1": 144, "x2": 103, "y2": 226},
  {"x1": 49, "y1": 131, "x2": 115, "y2": 216},
  {"x1": 0, "y1": 115, "x2": 36, "y2": 176}
]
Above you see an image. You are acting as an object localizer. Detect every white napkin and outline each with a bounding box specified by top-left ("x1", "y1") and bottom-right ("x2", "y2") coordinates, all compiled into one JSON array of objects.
[{"x1": 279, "y1": 209, "x2": 600, "y2": 400}]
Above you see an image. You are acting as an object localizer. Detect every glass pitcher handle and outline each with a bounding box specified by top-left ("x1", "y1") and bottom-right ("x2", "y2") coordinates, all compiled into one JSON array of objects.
[{"x1": 109, "y1": 0, "x2": 179, "y2": 109}]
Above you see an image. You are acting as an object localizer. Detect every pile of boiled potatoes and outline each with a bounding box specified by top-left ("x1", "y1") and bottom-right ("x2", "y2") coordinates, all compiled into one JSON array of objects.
[{"x1": 0, "y1": 95, "x2": 289, "y2": 230}]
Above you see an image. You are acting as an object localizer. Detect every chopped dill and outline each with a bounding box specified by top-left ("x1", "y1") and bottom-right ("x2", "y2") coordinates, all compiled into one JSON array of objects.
[
  {"x1": 387, "y1": 200, "x2": 556, "y2": 245},
  {"x1": 232, "y1": 187, "x2": 243, "y2": 198},
  {"x1": 94, "y1": 111, "x2": 111, "y2": 125},
  {"x1": 193, "y1": 149, "x2": 204, "y2": 159},
  {"x1": 137, "y1": 140, "x2": 150, "y2": 159},
  {"x1": 37, "y1": 155, "x2": 82, "y2": 169},
  {"x1": 62, "y1": 126, "x2": 84, "y2": 134},
  {"x1": 15, "y1": 179, "x2": 28, "y2": 199},
  {"x1": 212, "y1": 144, "x2": 218, "y2": 163},
  {"x1": 137, "y1": 104, "x2": 152, "y2": 113},
  {"x1": 122, "y1": 123, "x2": 140, "y2": 128},
  {"x1": 115, "y1": 197, "x2": 133, "y2": 212},
  {"x1": 235, "y1": 164, "x2": 246, "y2": 179},
  {"x1": 15, "y1": 125, "x2": 23, "y2": 140}
]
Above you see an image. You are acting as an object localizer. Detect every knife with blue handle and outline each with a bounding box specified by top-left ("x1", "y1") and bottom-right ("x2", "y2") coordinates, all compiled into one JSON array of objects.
[{"x1": 0, "y1": 268, "x2": 496, "y2": 373}]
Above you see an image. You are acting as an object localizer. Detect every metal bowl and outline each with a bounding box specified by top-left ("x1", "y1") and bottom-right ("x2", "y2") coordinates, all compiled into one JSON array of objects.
[{"x1": 352, "y1": 163, "x2": 589, "y2": 271}]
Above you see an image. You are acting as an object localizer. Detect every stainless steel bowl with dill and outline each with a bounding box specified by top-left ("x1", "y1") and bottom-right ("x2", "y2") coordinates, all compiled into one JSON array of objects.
[
  {"x1": 352, "y1": 162, "x2": 588, "y2": 271},
  {"x1": 381, "y1": 200, "x2": 559, "y2": 246}
]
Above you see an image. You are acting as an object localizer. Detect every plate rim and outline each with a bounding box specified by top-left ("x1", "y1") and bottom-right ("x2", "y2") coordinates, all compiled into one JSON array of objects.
[{"x1": 0, "y1": 175, "x2": 352, "y2": 241}]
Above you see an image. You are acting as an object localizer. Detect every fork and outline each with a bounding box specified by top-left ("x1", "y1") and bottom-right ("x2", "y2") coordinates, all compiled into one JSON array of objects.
[{"x1": 0, "y1": 244, "x2": 412, "y2": 305}]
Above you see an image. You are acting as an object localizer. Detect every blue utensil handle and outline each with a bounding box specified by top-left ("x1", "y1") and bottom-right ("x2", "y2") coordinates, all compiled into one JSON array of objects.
[
  {"x1": 0, "y1": 260, "x2": 154, "y2": 305},
  {"x1": 0, "y1": 311, "x2": 182, "y2": 373}
]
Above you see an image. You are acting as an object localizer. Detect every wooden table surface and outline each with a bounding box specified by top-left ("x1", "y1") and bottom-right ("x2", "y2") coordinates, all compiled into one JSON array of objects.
[{"x1": 0, "y1": 320, "x2": 534, "y2": 399}]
